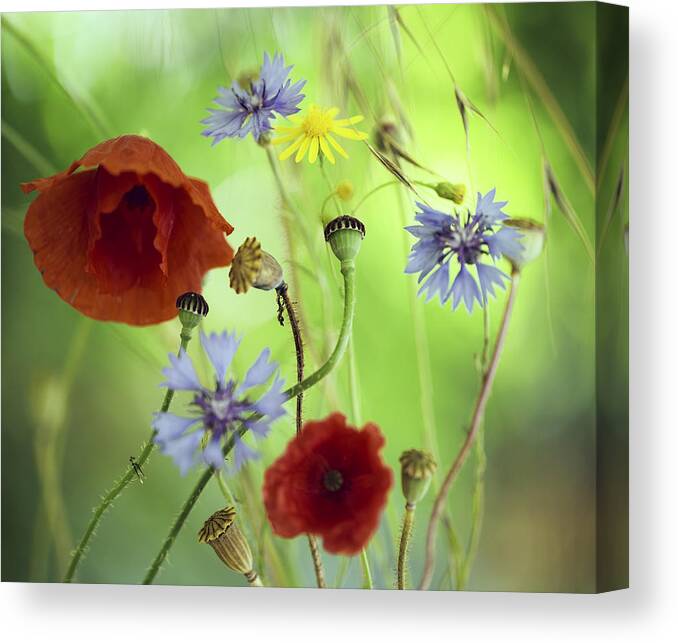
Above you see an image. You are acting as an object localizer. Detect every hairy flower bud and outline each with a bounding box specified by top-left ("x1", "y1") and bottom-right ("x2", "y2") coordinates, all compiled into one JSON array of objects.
[
  {"x1": 198, "y1": 507, "x2": 260, "y2": 585},
  {"x1": 433, "y1": 181, "x2": 466, "y2": 204},
  {"x1": 503, "y1": 218, "x2": 546, "y2": 270},
  {"x1": 324, "y1": 215, "x2": 366, "y2": 265},
  {"x1": 230, "y1": 237, "x2": 284, "y2": 294},
  {"x1": 399, "y1": 449, "x2": 437, "y2": 506}
]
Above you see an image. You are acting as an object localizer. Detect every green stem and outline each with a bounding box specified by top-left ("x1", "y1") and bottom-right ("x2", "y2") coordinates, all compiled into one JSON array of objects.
[
  {"x1": 397, "y1": 504, "x2": 416, "y2": 589},
  {"x1": 352, "y1": 179, "x2": 441, "y2": 215},
  {"x1": 143, "y1": 264, "x2": 358, "y2": 585},
  {"x1": 64, "y1": 332, "x2": 191, "y2": 583},
  {"x1": 419, "y1": 269, "x2": 521, "y2": 590},
  {"x1": 319, "y1": 159, "x2": 341, "y2": 219},
  {"x1": 360, "y1": 548, "x2": 373, "y2": 589}
]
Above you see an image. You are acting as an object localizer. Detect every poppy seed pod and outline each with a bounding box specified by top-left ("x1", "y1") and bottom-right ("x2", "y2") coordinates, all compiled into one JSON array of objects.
[
  {"x1": 176, "y1": 292, "x2": 209, "y2": 340},
  {"x1": 503, "y1": 218, "x2": 546, "y2": 270},
  {"x1": 229, "y1": 237, "x2": 284, "y2": 294},
  {"x1": 198, "y1": 507, "x2": 260, "y2": 585},
  {"x1": 324, "y1": 215, "x2": 366, "y2": 265},
  {"x1": 399, "y1": 449, "x2": 437, "y2": 507}
]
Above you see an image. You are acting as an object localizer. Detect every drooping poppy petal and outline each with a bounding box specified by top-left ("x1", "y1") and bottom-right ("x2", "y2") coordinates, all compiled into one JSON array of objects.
[{"x1": 21, "y1": 135, "x2": 234, "y2": 325}]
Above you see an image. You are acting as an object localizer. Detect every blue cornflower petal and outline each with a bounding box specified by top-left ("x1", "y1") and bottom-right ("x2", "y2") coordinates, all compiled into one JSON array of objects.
[
  {"x1": 414, "y1": 202, "x2": 454, "y2": 228},
  {"x1": 233, "y1": 435, "x2": 260, "y2": 471},
  {"x1": 417, "y1": 261, "x2": 450, "y2": 304},
  {"x1": 200, "y1": 331, "x2": 241, "y2": 384},
  {"x1": 255, "y1": 375, "x2": 286, "y2": 421},
  {"x1": 476, "y1": 263, "x2": 509, "y2": 303},
  {"x1": 248, "y1": 420, "x2": 273, "y2": 440},
  {"x1": 405, "y1": 239, "x2": 442, "y2": 277},
  {"x1": 450, "y1": 263, "x2": 482, "y2": 312},
  {"x1": 476, "y1": 189, "x2": 508, "y2": 226},
  {"x1": 240, "y1": 348, "x2": 277, "y2": 390},
  {"x1": 202, "y1": 437, "x2": 224, "y2": 469},
  {"x1": 485, "y1": 226, "x2": 524, "y2": 261},
  {"x1": 203, "y1": 52, "x2": 305, "y2": 144},
  {"x1": 152, "y1": 413, "x2": 200, "y2": 443},
  {"x1": 159, "y1": 429, "x2": 205, "y2": 476},
  {"x1": 161, "y1": 350, "x2": 202, "y2": 391}
]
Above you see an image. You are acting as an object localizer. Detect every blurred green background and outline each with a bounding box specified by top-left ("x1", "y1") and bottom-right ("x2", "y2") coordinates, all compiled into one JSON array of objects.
[{"x1": 1, "y1": 2, "x2": 628, "y2": 591}]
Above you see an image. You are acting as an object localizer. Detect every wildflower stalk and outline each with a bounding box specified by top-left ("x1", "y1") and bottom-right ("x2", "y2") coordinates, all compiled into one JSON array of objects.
[
  {"x1": 419, "y1": 268, "x2": 521, "y2": 590},
  {"x1": 143, "y1": 262, "x2": 358, "y2": 584},
  {"x1": 64, "y1": 332, "x2": 192, "y2": 583},
  {"x1": 346, "y1": 324, "x2": 373, "y2": 590},
  {"x1": 278, "y1": 281, "x2": 327, "y2": 589},
  {"x1": 397, "y1": 503, "x2": 416, "y2": 589}
]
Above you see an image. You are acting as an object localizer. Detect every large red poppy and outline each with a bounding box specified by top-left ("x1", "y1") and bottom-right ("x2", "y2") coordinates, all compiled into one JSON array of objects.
[
  {"x1": 263, "y1": 413, "x2": 393, "y2": 555},
  {"x1": 21, "y1": 135, "x2": 234, "y2": 325}
]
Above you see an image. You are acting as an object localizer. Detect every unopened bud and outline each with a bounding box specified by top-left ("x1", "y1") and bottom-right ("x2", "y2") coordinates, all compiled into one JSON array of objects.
[
  {"x1": 399, "y1": 449, "x2": 437, "y2": 506},
  {"x1": 433, "y1": 181, "x2": 466, "y2": 204},
  {"x1": 503, "y1": 218, "x2": 546, "y2": 270}
]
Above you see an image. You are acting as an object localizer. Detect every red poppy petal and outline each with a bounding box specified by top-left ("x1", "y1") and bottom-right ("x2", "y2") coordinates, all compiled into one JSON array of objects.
[{"x1": 24, "y1": 169, "x2": 99, "y2": 306}]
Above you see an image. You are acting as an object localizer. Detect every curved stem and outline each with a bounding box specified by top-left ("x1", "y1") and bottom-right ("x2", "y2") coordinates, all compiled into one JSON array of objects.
[
  {"x1": 397, "y1": 503, "x2": 416, "y2": 589},
  {"x1": 279, "y1": 282, "x2": 326, "y2": 589},
  {"x1": 143, "y1": 264, "x2": 357, "y2": 585},
  {"x1": 419, "y1": 269, "x2": 521, "y2": 590},
  {"x1": 352, "y1": 179, "x2": 438, "y2": 215},
  {"x1": 64, "y1": 332, "x2": 191, "y2": 583}
]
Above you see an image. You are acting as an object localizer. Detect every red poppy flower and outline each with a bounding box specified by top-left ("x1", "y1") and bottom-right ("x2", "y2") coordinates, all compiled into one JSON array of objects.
[
  {"x1": 21, "y1": 135, "x2": 234, "y2": 325},
  {"x1": 263, "y1": 413, "x2": 393, "y2": 555}
]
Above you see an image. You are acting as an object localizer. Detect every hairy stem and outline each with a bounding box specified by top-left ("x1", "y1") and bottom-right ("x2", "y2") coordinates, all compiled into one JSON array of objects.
[
  {"x1": 397, "y1": 503, "x2": 416, "y2": 589},
  {"x1": 279, "y1": 282, "x2": 326, "y2": 589},
  {"x1": 419, "y1": 269, "x2": 521, "y2": 590},
  {"x1": 143, "y1": 264, "x2": 357, "y2": 585},
  {"x1": 64, "y1": 332, "x2": 191, "y2": 583}
]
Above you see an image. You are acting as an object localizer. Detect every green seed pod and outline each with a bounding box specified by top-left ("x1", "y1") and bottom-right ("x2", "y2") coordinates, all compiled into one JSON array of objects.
[
  {"x1": 433, "y1": 181, "x2": 466, "y2": 204},
  {"x1": 176, "y1": 292, "x2": 209, "y2": 339},
  {"x1": 198, "y1": 507, "x2": 259, "y2": 584},
  {"x1": 503, "y1": 218, "x2": 546, "y2": 270},
  {"x1": 399, "y1": 449, "x2": 437, "y2": 507},
  {"x1": 324, "y1": 215, "x2": 366, "y2": 265}
]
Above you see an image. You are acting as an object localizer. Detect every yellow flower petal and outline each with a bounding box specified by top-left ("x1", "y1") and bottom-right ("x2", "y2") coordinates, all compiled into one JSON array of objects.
[
  {"x1": 333, "y1": 115, "x2": 364, "y2": 127},
  {"x1": 295, "y1": 136, "x2": 311, "y2": 163},
  {"x1": 279, "y1": 135, "x2": 306, "y2": 161},
  {"x1": 326, "y1": 107, "x2": 341, "y2": 119},
  {"x1": 308, "y1": 137, "x2": 320, "y2": 164},
  {"x1": 319, "y1": 136, "x2": 336, "y2": 164},
  {"x1": 332, "y1": 126, "x2": 368, "y2": 141},
  {"x1": 271, "y1": 132, "x2": 303, "y2": 145},
  {"x1": 325, "y1": 133, "x2": 349, "y2": 159}
]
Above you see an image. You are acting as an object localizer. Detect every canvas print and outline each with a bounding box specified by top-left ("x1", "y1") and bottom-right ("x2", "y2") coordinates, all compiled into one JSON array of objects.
[{"x1": 1, "y1": 2, "x2": 628, "y2": 592}]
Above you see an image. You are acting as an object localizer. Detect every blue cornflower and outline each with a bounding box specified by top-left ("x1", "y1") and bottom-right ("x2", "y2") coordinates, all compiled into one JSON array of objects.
[
  {"x1": 153, "y1": 331, "x2": 286, "y2": 475},
  {"x1": 202, "y1": 53, "x2": 306, "y2": 144},
  {"x1": 405, "y1": 189, "x2": 523, "y2": 312}
]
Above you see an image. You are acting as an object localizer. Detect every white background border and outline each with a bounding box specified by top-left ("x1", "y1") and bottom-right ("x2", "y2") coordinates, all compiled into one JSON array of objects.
[{"x1": 2, "y1": 0, "x2": 676, "y2": 641}]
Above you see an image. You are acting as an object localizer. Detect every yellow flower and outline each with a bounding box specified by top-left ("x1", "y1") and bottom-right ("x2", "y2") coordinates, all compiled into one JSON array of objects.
[{"x1": 272, "y1": 105, "x2": 368, "y2": 164}]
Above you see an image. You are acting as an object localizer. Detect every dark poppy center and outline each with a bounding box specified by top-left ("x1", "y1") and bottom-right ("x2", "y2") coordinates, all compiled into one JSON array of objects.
[
  {"x1": 323, "y1": 469, "x2": 344, "y2": 492},
  {"x1": 90, "y1": 183, "x2": 163, "y2": 294}
]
